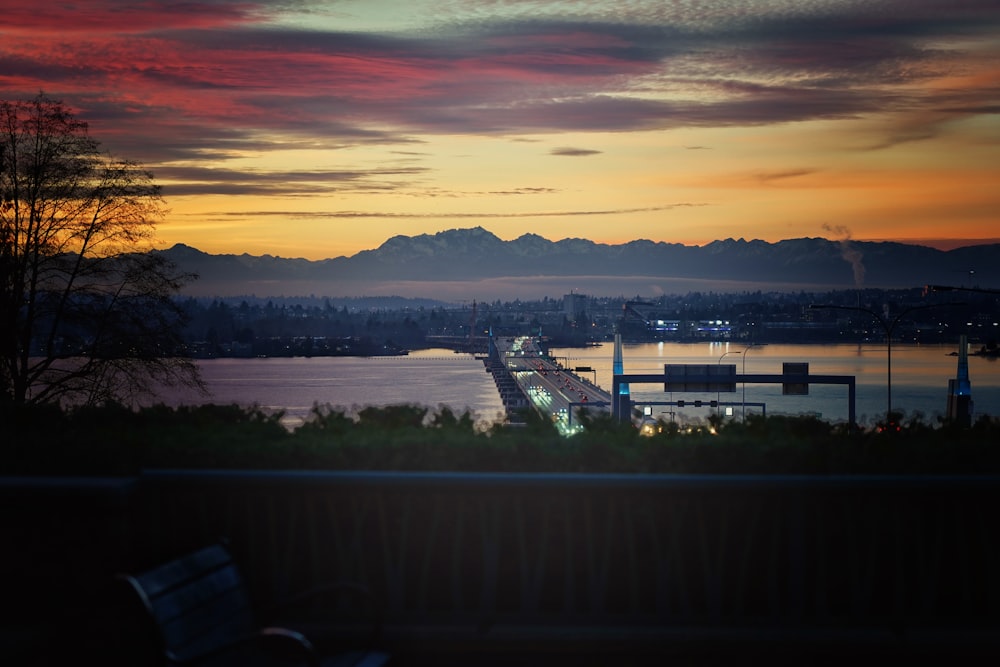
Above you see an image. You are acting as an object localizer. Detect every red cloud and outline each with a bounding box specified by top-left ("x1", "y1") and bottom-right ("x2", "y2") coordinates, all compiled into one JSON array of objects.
[{"x1": 0, "y1": 0, "x2": 267, "y2": 33}]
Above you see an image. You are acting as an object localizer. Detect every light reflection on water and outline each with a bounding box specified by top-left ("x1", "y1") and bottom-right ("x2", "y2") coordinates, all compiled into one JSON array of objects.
[
  {"x1": 157, "y1": 343, "x2": 998, "y2": 429},
  {"x1": 157, "y1": 349, "x2": 506, "y2": 429},
  {"x1": 554, "y1": 342, "x2": 1000, "y2": 425}
]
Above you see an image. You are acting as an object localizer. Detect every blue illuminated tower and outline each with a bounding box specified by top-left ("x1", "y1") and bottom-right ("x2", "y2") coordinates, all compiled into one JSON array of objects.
[
  {"x1": 946, "y1": 334, "x2": 973, "y2": 427},
  {"x1": 613, "y1": 333, "x2": 630, "y2": 419}
]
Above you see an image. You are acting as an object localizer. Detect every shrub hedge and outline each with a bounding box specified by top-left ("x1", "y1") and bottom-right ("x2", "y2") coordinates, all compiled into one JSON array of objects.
[{"x1": 6, "y1": 402, "x2": 1000, "y2": 475}]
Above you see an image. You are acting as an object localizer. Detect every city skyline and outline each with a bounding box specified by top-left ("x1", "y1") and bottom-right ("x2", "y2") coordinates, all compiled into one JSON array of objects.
[{"x1": 3, "y1": 0, "x2": 999, "y2": 259}]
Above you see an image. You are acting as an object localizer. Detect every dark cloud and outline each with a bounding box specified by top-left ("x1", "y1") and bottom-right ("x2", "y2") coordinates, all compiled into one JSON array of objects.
[
  {"x1": 754, "y1": 169, "x2": 819, "y2": 184},
  {"x1": 550, "y1": 147, "x2": 602, "y2": 157},
  {"x1": 370, "y1": 186, "x2": 560, "y2": 199},
  {"x1": 487, "y1": 187, "x2": 559, "y2": 195}
]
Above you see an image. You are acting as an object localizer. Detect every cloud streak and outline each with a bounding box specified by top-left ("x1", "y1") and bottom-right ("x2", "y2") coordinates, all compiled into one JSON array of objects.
[
  {"x1": 154, "y1": 165, "x2": 429, "y2": 197},
  {"x1": 551, "y1": 147, "x2": 602, "y2": 157},
  {"x1": 203, "y1": 204, "x2": 701, "y2": 219}
]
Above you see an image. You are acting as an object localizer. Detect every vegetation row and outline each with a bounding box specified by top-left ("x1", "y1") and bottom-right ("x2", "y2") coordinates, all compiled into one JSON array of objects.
[{"x1": 7, "y1": 402, "x2": 1000, "y2": 477}]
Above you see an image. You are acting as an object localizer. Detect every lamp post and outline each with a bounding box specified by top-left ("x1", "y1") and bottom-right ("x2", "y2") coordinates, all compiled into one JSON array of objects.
[
  {"x1": 741, "y1": 344, "x2": 755, "y2": 421},
  {"x1": 718, "y1": 350, "x2": 739, "y2": 418},
  {"x1": 719, "y1": 347, "x2": 754, "y2": 421},
  {"x1": 809, "y1": 302, "x2": 960, "y2": 423}
]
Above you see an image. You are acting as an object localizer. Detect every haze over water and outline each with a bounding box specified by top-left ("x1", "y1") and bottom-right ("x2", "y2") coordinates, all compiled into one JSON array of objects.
[{"x1": 164, "y1": 343, "x2": 999, "y2": 429}]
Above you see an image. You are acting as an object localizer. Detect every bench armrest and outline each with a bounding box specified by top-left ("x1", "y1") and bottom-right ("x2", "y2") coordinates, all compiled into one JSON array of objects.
[
  {"x1": 163, "y1": 627, "x2": 319, "y2": 667},
  {"x1": 272, "y1": 582, "x2": 384, "y2": 652}
]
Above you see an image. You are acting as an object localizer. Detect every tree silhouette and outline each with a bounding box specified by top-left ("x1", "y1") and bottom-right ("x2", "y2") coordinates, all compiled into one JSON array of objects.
[{"x1": 0, "y1": 93, "x2": 202, "y2": 406}]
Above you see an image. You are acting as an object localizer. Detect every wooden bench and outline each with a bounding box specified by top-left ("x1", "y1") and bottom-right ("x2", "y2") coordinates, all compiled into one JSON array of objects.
[{"x1": 118, "y1": 542, "x2": 389, "y2": 666}]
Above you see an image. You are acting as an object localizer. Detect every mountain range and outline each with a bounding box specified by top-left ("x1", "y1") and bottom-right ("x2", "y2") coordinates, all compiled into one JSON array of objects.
[{"x1": 158, "y1": 227, "x2": 999, "y2": 301}]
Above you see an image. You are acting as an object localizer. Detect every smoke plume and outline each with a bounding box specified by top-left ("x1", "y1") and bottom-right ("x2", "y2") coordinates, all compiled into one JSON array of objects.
[{"x1": 822, "y1": 224, "x2": 865, "y2": 287}]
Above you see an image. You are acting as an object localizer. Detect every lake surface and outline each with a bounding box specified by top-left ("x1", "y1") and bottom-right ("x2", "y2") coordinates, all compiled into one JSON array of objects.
[
  {"x1": 160, "y1": 343, "x2": 1000, "y2": 429},
  {"x1": 556, "y1": 342, "x2": 1000, "y2": 425},
  {"x1": 159, "y1": 349, "x2": 507, "y2": 429}
]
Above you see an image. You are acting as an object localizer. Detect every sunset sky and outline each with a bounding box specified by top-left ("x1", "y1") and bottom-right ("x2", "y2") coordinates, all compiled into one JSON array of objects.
[{"x1": 2, "y1": 0, "x2": 999, "y2": 259}]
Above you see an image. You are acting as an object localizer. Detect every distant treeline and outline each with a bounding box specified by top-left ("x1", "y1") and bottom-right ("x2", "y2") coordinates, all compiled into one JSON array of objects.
[
  {"x1": 178, "y1": 287, "x2": 1000, "y2": 356},
  {"x1": 7, "y1": 402, "x2": 1000, "y2": 476}
]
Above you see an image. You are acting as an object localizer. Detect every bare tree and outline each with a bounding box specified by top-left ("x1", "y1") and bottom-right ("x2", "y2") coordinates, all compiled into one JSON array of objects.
[{"x1": 1, "y1": 93, "x2": 203, "y2": 406}]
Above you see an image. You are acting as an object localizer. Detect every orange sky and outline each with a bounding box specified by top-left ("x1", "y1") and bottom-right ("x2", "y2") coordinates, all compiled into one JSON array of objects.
[{"x1": 2, "y1": 0, "x2": 998, "y2": 258}]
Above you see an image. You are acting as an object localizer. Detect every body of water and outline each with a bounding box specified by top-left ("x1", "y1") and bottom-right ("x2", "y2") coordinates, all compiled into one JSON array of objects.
[
  {"x1": 159, "y1": 349, "x2": 506, "y2": 429},
  {"x1": 554, "y1": 342, "x2": 1000, "y2": 425},
  {"x1": 160, "y1": 343, "x2": 999, "y2": 429}
]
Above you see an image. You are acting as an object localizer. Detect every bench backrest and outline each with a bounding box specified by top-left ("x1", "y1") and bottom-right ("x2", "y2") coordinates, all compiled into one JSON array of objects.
[{"x1": 122, "y1": 544, "x2": 257, "y2": 664}]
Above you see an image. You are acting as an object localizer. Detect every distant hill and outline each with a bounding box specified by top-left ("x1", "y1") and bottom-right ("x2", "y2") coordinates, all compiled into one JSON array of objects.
[{"x1": 158, "y1": 227, "x2": 1000, "y2": 300}]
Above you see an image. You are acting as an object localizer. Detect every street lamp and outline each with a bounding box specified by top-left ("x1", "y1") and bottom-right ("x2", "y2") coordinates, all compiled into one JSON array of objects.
[
  {"x1": 809, "y1": 302, "x2": 961, "y2": 423},
  {"x1": 719, "y1": 347, "x2": 755, "y2": 421},
  {"x1": 740, "y1": 344, "x2": 755, "y2": 421},
  {"x1": 717, "y1": 350, "x2": 739, "y2": 418}
]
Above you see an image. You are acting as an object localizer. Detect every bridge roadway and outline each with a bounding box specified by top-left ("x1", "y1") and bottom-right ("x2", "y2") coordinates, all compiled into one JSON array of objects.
[{"x1": 494, "y1": 336, "x2": 612, "y2": 435}]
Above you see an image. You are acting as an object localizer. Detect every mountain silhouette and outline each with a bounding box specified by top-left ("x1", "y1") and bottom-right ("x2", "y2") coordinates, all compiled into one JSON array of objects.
[{"x1": 159, "y1": 227, "x2": 999, "y2": 299}]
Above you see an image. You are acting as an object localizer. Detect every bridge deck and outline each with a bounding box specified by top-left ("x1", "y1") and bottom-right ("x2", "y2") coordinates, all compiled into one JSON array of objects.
[{"x1": 494, "y1": 336, "x2": 612, "y2": 434}]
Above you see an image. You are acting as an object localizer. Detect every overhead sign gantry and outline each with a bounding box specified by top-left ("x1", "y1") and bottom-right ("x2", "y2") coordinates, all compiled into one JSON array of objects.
[{"x1": 612, "y1": 363, "x2": 857, "y2": 427}]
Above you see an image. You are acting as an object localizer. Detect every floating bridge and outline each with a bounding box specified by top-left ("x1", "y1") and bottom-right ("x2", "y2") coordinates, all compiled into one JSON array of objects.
[{"x1": 485, "y1": 335, "x2": 613, "y2": 434}]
